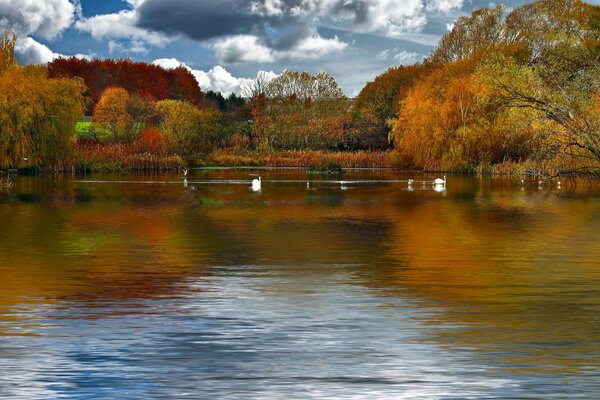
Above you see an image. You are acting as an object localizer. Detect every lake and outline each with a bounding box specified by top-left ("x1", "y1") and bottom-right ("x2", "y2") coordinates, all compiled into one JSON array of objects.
[{"x1": 0, "y1": 169, "x2": 599, "y2": 399}]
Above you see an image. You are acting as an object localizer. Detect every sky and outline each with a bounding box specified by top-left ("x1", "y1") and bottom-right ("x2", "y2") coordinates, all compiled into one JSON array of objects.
[{"x1": 2, "y1": 0, "x2": 599, "y2": 96}]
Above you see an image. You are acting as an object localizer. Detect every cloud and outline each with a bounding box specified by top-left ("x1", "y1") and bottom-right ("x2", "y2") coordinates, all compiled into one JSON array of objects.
[
  {"x1": 377, "y1": 48, "x2": 423, "y2": 65},
  {"x1": 214, "y1": 35, "x2": 276, "y2": 63},
  {"x1": 152, "y1": 58, "x2": 278, "y2": 96},
  {"x1": 108, "y1": 39, "x2": 149, "y2": 55},
  {"x1": 427, "y1": 0, "x2": 463, "y2": 13},
  {"x1": 214, "y1": 33, "x2": 347, "y2": 63},
  {"x1": 13, "y1": 37, "x2": 93, "y2": 65},
  {"x1": 0, "y1": 0, "x2": 77, "y2": 39},
  {"x1": 78, "y1": 0, "x2": 464, "y2": 62},
  {"x1": 75, "y1": 8, "x2": 170, "y2": 53},
  {"x1": 14, "y1": 37, "x2": 62, "y2": 64}
]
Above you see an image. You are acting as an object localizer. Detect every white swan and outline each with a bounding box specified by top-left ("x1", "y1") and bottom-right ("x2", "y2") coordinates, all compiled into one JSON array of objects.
[
  {"x1": 434, "y1": 176, "x2": 446, "y2": 186},
  {"x1": 252, "y1": 176, "x2": 262, "y2": 192}
]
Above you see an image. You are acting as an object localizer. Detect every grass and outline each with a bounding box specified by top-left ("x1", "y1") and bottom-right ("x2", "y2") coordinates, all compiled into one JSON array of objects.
[
  {"x1": 74, "y1": 141, "x2": 185, "y2": 172},
  {"x1": 208, "y1": 149, "x2": 408, "y2": 169},
  {"x1": 76, "y1": 122, "x2": 94, "y2": 140}
]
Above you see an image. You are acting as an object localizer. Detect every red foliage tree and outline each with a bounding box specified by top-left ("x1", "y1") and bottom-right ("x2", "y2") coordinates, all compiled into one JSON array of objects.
[{"x1": 48, "y1": 58, "x2": 204, "y2": 114}]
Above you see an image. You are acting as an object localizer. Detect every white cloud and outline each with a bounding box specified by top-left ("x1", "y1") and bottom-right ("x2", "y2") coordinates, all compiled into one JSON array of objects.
[
  {"x1": 376, "y1": 48, "x2": 422, "y2": 65},
  {"x1": 152, "y1": 58, "x2": 278, "y2": 96},
  {"x1": 214, "y1": 35, "x2": 276, "y2": 63},
  {"x1": 108, "y1": 39, "x2": 149, "y2": 55},
  {"x1": 427, "y1": 0, "x2": 463, "y2": 13},
  {"x1": 14, "y1": 37, "x2": 62, "y2": 64},
  {"x1": 0, "y1": 0, "x2": 77, "y2": 39},
  {"x1": 393, "y1": 50, "x2": 422, "y2": 64},
  {"x1": 75, "y1": 9, "x2": 169, "y2": 52},
  {"x1": 282, "y1": 35, "x2": 347, "y2": 59},
  {"x1": 14, "y1": 37, "x2": 93, "y2": 65},
  {"x1": 214, "y1": 33, "x2": 347, "y2": 63}
]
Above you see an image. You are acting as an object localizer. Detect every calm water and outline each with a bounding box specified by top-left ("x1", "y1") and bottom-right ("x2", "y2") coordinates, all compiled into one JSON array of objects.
[{"x1": 0, "y1": 169, "x2": 599, "y2": 399}]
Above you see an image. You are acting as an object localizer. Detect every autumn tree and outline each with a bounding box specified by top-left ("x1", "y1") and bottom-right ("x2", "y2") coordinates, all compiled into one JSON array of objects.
[
  {"x1": 250, "y1": 70, "x2": 351, "y2": 150},
  {"x1": 426, "y1": 6, "x2": 506, "y2": 66},
  {"x1": 48, "y1": 58, "x2": 204, "y2": 114},
  {"x1": 155, "y1": 100, "x2": 222, "y2": 156},
  {"x1": 484, "y1": 1, "x2": 600, "y2": 170},
  {"x1": 0, "y1": 65, "x2": 85, "y2": 168},
  {"x1": 0, "y1": 31, "x2": 17, "y2": 72},
  {"x1": 93, "y1": 87, "x2": 135, "y2": 143},
  {"x1": 353, "y1": 64, "x2": 431, "y2": 149}
]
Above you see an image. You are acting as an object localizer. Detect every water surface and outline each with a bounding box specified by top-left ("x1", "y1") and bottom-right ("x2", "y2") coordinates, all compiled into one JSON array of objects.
[{"x1": 0, "y1": 170, "x2": 599, "y2": 399}]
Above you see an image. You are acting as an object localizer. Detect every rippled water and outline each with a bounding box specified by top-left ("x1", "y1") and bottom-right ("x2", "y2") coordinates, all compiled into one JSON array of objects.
[{"x1": 0, "y1": 169, "x2": 599, "y2": 399}]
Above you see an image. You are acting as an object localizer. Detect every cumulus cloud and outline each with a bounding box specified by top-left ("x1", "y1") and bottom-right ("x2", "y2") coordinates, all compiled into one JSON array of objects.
[
  {"x1": 214, "y1": 33, "x2": 347, "y2": 63},
  {"x1": 214, "y1": 35, "x2": 276, "y2": 63},
  {"x1": 14, "y1": 37, "x2": 62, "y2": 64},
  {"x1": 152, "y1": 58, "x2": 278, "y2": 96},
  {"x1": 75, "y1": 8, "x2": 170, "y2": 53},
  {"x1": 72, "y1": 0, "x2": 464, "y2": 62},
  {"x1": 0, "y1": 0, "x2": 77, "y2": 39},
  {"x1": 13, "y1": 37, "x2": 92, "y2": 65}
]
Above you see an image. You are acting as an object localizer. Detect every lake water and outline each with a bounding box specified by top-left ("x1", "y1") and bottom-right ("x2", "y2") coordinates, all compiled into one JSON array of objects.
[{"x1": 0, "y1": 169, "x2": 599, "y2": 399}]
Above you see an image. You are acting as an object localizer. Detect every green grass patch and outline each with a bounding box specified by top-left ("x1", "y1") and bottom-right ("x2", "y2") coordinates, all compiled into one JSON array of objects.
[{"x1": 76, "y1": 122, "x2": 94, "y2": 140}]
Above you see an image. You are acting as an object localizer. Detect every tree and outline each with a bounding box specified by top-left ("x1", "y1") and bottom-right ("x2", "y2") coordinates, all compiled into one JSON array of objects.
[
  {"x1": 249, "y1": 70, "x2": 350, "y2": 150},
  {"x1": 93, "y1": 87, "x2": 134, "y2": 143},
  {"x1": 426, "y1": 6, "x2": 506, "y2": 65},
  {"x1": 0, "y1": 66, "x2": 86, "y2": 168},
  {"x1": 0, "y1": 31, "x2": 17, "y2": 72},
  {"x1": 48, "y1": 58, "x2": 204, "y2": 114},
  {"x1": 353, "y1": 64, "x2": 431, "y2": 149},
  {"x1": 265, "y1": 70, "x2": 344, "y2": 99},
  {"x1": 155, "y1": 100, "x2": 222, "y2": 156}
]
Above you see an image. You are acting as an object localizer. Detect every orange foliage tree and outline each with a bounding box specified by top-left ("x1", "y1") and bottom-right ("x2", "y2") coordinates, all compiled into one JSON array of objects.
[
  {"x1": 93, "y1": 87, "x2": 135, "y2": 143},
  {"x1": 352, "y1": 64, "x2": 431, "y2": 149}
]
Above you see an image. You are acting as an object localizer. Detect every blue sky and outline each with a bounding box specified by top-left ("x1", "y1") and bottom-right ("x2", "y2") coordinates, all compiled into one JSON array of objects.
[{"x1": 2, "y1": 0, "x2": 599, "y2": 95}]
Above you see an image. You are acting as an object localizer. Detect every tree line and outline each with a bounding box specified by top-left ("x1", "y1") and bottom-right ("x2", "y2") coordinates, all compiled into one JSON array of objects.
[{"x1": 0, "y1": 0, "x2": 598, "y2": 173}]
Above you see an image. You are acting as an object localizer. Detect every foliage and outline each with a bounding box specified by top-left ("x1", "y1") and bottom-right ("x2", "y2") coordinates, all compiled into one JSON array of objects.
[
  {"x1": 0, "y1": 31, "x2": 17, "y2": 72},
  {"x1": 426, "y1": 6, "x2": 506, "y2": 65},
  {"x1": 47, "y1": 57, "x2": 204, "y2": 114},
  {"x1": 249, "y1": 70, "x2": 352, "y2": 151},
  {"x1": 205, "y1": 91, "x2": 246, "y2": 112},
  {"x1": 93, "y1": 87, "x2": 135, "y2": 143},
  {"x1": 74, "y1": 141, "x2": 184, "y2": 172},
  {"x1": 385, "y1": 0, "x2": 600, "y2": 172},
  {"x1": 155, "y1": 100, "x2": 223, "y2": 156},
  {"x1": 352, "y1": 64, "x2": 431, "y2": 149},
  {"x1": 0, "y1": 61, "x2": 85, "y2": 168}
]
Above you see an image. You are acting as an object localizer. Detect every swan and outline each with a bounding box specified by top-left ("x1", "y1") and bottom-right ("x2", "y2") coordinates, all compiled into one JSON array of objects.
[
  {"x1": 182, "y1": 169, "x2": 188, "y2": 177},
  {"x1": 252, "y1": 176, "x2": 262, "y2": 192},
  {"x1": 434, "y1": 176, "x2": 446, "y2": 186}
]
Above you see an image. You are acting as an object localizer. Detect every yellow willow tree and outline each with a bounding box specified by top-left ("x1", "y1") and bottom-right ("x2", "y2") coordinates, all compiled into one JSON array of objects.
[{"x1": 0, "y1": 33, "x2": 86, "y2": 169}]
